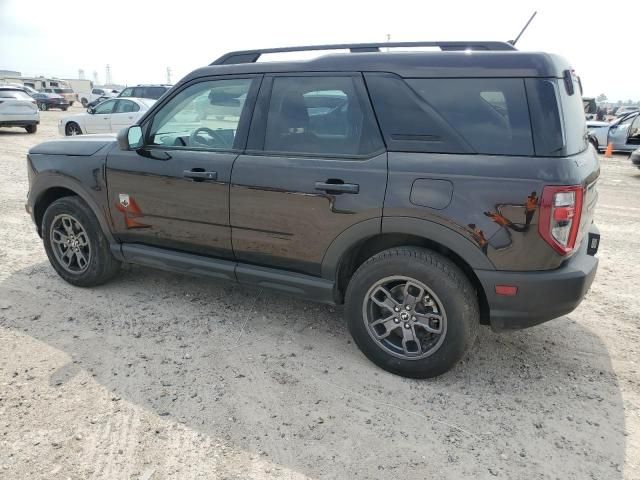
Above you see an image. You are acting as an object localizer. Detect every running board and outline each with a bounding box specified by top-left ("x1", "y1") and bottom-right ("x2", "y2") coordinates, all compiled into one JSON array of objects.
[{"x1": 120, "y1": 244, "x2": 336, "y2": 304}]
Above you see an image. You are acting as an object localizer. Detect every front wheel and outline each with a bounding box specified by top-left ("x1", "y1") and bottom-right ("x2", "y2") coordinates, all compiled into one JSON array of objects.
[
  {"x1": 42, "y1": 196, "x2": 120, "y2": 287},
  {"x1": 65, "y1": 122, "x2": 82, "y2": 136},
  {"x1": 345, "y1": 247, "x2": 479, "y2": 378},
  {"x1": 38, "y1": 102, "x2": 48, "y2": 111},
  {"x1": 25, "y1": 124, "x2": 37, "y2": 134}
]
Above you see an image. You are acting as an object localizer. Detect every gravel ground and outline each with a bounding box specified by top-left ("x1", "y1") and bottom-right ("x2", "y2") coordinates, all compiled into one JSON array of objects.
[{"x1": 0, "y1": 107, "x2": 638, "y2": 479}]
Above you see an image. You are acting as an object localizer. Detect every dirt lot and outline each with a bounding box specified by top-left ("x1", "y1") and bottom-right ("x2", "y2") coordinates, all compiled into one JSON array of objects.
[{"x1": 0, "y1": 107, "x2": 639, "y2": 479}]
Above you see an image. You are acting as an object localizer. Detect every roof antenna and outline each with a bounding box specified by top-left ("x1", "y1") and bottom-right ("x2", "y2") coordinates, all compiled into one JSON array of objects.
[{"x1": 509, "y1": 11, "x2": 537, "y2": 46}]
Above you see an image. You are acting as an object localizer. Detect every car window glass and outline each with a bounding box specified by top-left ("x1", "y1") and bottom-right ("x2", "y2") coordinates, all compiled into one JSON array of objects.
[
  {"x1": 263, "y1": 76, "x2": 382, "y2": 156},
  {"x1": 94, "y1": 100, "x2": 116, "y2": 114},
  {"x1": 120, "y1": 88, "x2": 133, "y2": 97},
  {"x1": 146, "y1": 87, "x2": 167, "y2": 99},
  {"x1": 132, "y1": 87, "x2": 144, "y2": 97},
  {"x1": 407, "y1": 78, "x2": 534, "y2": 156},
  {"x1": 630, "y1": 115, "x2": 640, "y2": 139},
  {"x1": 149, "y1": 78, "x2": 252, "y2": 150},
  {"x1": 0, "y1": 90, "x2": 32, "y2": 100},
  {"x1": 114, "y1": 100, "x2": 140, "y2": 113}
]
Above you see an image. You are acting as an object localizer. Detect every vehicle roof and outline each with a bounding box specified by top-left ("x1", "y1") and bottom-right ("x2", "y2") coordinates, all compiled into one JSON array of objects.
[
  {"x1": 125, "y1": 84, "x2": 172, "y2": 87},
  {"x1": 183, "y1": 51, "x2": 571, "y2": 81}
]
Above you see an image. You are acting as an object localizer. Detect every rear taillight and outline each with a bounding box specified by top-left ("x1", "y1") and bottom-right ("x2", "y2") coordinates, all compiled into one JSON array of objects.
[{"x1": 538, "y1": 185, "x2": 584, "y2": 255}]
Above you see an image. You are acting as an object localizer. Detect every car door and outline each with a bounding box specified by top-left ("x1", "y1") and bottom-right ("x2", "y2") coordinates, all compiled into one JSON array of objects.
[
  {"x1": 230, "y1": 74, "x2": 387, "y2": 276},
  {"x1": 625, "y1": 113, "x2": 640, "y2": 149},
  {"x1": 84, "y1": 99, "x2": 116, "y2": 133},
  {"x1": 609, "y1": 113, "x2": 637, "y2": 150},
  {"x1": 105, "y1": 75, "x2": 261, "y2": 259},
  {"x1": 110, "y1": 99, "x2": 141, "y2": 133}
]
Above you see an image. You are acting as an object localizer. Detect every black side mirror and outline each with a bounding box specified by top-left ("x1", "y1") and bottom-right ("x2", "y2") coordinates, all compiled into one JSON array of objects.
[
  {"x1": 87, "y1": 107, "x2": 95, "y2": 114},
  {"x1": 117, "y1": 125, "x2": 143, "y2": 151}
]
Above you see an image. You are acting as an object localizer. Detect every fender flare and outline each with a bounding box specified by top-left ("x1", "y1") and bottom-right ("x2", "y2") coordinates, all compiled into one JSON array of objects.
[
  {"x1": 29, "y1": 172, "x2": 118, "y2": 247},
  {"x1": 321, "y1": 216, "x2": 494, "y2": 281}
]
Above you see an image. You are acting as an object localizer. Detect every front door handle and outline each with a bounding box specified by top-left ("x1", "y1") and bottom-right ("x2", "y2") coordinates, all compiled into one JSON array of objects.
[
  {"x1": 183, "y1": 169, "x2": 217, "y2": 181},
  {"x1": 315, "y1": 180, "x2": 359, "y2": 194}
]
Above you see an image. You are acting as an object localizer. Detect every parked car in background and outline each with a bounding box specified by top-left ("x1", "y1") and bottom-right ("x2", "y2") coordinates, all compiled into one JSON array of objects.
[
  {"x1": 118, "y1": 84, "x2": 171, "y2": 100},
  {"x1": 59, "y1": 97, "x2": 155, "y2": 136},
  {"x1": 615, "y1": 106, "x2": 639, "y2": 117},
  {"x1": 79, "y1": 87, "x2": 119, "y2": 107},
  {"x1": 87, "y1": 95, "x2": 111, "y2": 108},
  {"x1": 32, "y1": 93, "x2": 70, "y2": 111},
  {"x1": 41, "y1": 87, "x2": 77, "y2": 106},
  {"x1": 630, "y1": 148, "x2": 640, "y2": 168},
  {"x1": 0, "y1": 86, "x2": 39, "y2": 133},
  {"x1": 587, "y1": 111, "x2": 640, "y2": 152}
]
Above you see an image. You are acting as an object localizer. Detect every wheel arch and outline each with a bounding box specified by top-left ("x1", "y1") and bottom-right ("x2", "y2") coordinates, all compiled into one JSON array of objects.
[
  {"x1": 31, "y1": 176, "x2": 117, "y2": 250},
  {"x1": 322, "y1": 217, "x2": 493, "y2": 324}
]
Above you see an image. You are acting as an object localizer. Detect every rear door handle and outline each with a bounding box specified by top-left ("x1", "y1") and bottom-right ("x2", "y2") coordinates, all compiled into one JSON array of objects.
[
  {"x1": 183, "y1": 169, "x2": 217, "y2": 181},
  {"x1": 315, "y1": 180, "x2": 359, "y2": 194}
]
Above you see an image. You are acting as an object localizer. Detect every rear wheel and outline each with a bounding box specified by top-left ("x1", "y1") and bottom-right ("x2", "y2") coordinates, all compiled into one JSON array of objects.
[
  {"x1": 65, "y1": 122, "x2": 82, "y2": 136},
  {"x1": 38, "y1": 102, "x2": 48, "y2": 111},
  {"x1": 25, "y1": 124, "x2": 37, "y2": 134},
  {"x1": 42, "y1": 196, "x2": 120, "y2": 287},
  {"x1": 61, "y1": 107, "x2": 68, "y2": 111},
  {"x1": 345, "y1": 247, "x2": 479, "y2": 378}
]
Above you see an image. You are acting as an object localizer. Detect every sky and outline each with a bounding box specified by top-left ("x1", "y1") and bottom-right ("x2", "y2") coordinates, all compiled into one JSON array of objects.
[{"x1": 1, "y1": 0, "x2": 638, "y2": 101}]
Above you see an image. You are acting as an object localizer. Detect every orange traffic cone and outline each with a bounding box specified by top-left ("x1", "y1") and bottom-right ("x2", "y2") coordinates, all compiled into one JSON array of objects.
[{"x1": 604, "y1": 143, "x2": 613, "y2": 158}]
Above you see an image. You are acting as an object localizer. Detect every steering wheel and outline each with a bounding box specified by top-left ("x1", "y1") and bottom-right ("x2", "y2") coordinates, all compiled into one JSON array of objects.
[{"x1": 189, "y1": 127, "x2": 229, "y2": 148}]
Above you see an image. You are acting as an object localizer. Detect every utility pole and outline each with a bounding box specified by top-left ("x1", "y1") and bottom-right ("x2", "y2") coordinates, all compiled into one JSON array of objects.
[
  {"x1": 105, "y1": 64, "x2": 112, "y2": 85},
  {"x1": 386, "y1": 34, "x2": 391, "y2": 52},
  {"x1": 93, "y1": 71, "x2": 99, "y2": 84},
  {"x1": 78, "y1": 69, "x2": 85, "y2": 80},
  {"x1": 166, "y1": 66, "x2": 172, "y2": 84}
]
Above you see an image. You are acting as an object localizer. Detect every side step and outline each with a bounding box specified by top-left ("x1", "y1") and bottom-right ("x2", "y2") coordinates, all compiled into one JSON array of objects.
[{"x1": 120, "y1": 244, "x2": 336, "y2": 304}]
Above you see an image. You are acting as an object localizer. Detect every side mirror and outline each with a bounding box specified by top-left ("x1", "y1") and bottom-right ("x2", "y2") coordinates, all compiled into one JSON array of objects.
[
  {"x1": 117, "y1": 125, "x2": 143, "y2": 151},
  {"x1": 87, "y1": 107, "x2": 95, "y2": 114}
]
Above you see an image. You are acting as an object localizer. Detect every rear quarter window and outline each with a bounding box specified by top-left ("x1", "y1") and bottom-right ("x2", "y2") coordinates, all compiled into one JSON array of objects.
[{"x1": 406, "y1": 78, "x2": 534, "y2": 156}]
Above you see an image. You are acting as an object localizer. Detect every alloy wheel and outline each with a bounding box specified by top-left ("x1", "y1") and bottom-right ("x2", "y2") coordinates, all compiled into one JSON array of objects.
[
  {"x1": 49, "y1": 214, "x2": 91, "y2": 273},
  {"x1": 362, "y1": 276, "x2": 447, "y2": 360}
]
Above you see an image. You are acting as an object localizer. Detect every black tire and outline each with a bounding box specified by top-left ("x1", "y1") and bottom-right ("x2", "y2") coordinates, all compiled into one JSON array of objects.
[
  {"x1": 345, "y1": 247, "x2": 479, "y2": 378},
  {"x1": 38, "y1": 102, "x2": 48, "y2": 111},
  {"x1": 42, "y1": 196, "x2": 120, "y2": 287},
  {"x1": 81, "y1": 98, "x2": 88, "y2": 107},
  {"x1": 25, "y1": 124, "x2": 37, "y2": 134},
  {"x1": 69, "y1": 101, "x2": 74, "y2": 106},
  {"x1": 62, "y1": 107, "x2": 68, "y2": 111},
  {"x1": 65, "y1": 122, "x2": 82, "y2": 136}
]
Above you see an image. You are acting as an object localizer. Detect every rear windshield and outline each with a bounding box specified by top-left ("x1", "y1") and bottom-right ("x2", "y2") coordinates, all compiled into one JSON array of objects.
[{"x1": 0, "y1": 90, "x2": 32, "y2": 100}]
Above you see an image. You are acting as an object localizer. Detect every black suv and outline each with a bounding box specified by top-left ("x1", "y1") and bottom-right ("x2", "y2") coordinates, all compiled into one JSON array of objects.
[
  {"x1": 25, "y1": 41, "x2": 600, "y2": 378},
  {"x1": 118, "y1": 84, "x2": 172, "y2": 100}
]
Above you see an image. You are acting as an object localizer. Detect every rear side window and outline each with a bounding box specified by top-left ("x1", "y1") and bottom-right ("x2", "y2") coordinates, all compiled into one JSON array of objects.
[
  {"x1": 263, "y1": 76, "x2": 383, "y2": 156},
  {"x1": 407, "y1": 78, "x2": 534, "y2": 156},
  {"x1": 525, "y1": 79, "x2": 564, "y2": 156},
  {"x1": 146, "y1": 87, "x2": 168, "y2": 99}
]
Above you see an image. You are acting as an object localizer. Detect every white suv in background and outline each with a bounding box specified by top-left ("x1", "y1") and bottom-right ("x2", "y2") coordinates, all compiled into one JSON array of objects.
[{"x1": 0, "y1": 86, "x2": 39, "y2": 133}]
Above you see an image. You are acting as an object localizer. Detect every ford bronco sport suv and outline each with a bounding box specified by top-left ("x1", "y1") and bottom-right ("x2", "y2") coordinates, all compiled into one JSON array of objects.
[{"x1": 25, "y1": 41, "x2": 600, "y2": 378}]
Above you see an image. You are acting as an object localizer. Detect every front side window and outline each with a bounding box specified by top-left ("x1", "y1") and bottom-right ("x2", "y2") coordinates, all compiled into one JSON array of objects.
[
  {"x1": 94, "y1": 99, "x2": 116, "y2": 114},
  {"x1": 148, "y1": 78, "x2": 252, "y2": 150},
  {"x1": 93, "y1": 89, "x2": 104, "y2": 95},
  {"x1": 263, "y1": 76, "x2": 382, "y2": 156},
  {"x1": 114, "y1": 100, "x2": 140, "y2": 113},
  {"x1": 119, "y1": 87, "x2": 133, "y2": 97}
]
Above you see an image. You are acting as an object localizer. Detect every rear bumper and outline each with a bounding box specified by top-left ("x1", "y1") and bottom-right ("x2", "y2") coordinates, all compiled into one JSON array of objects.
[
  {"x1": 476, "y1": 225, "x2": 600, "y2": 331},
  {"x1": 0, "y1": 119, "x2": 39, "y2": 127}
]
